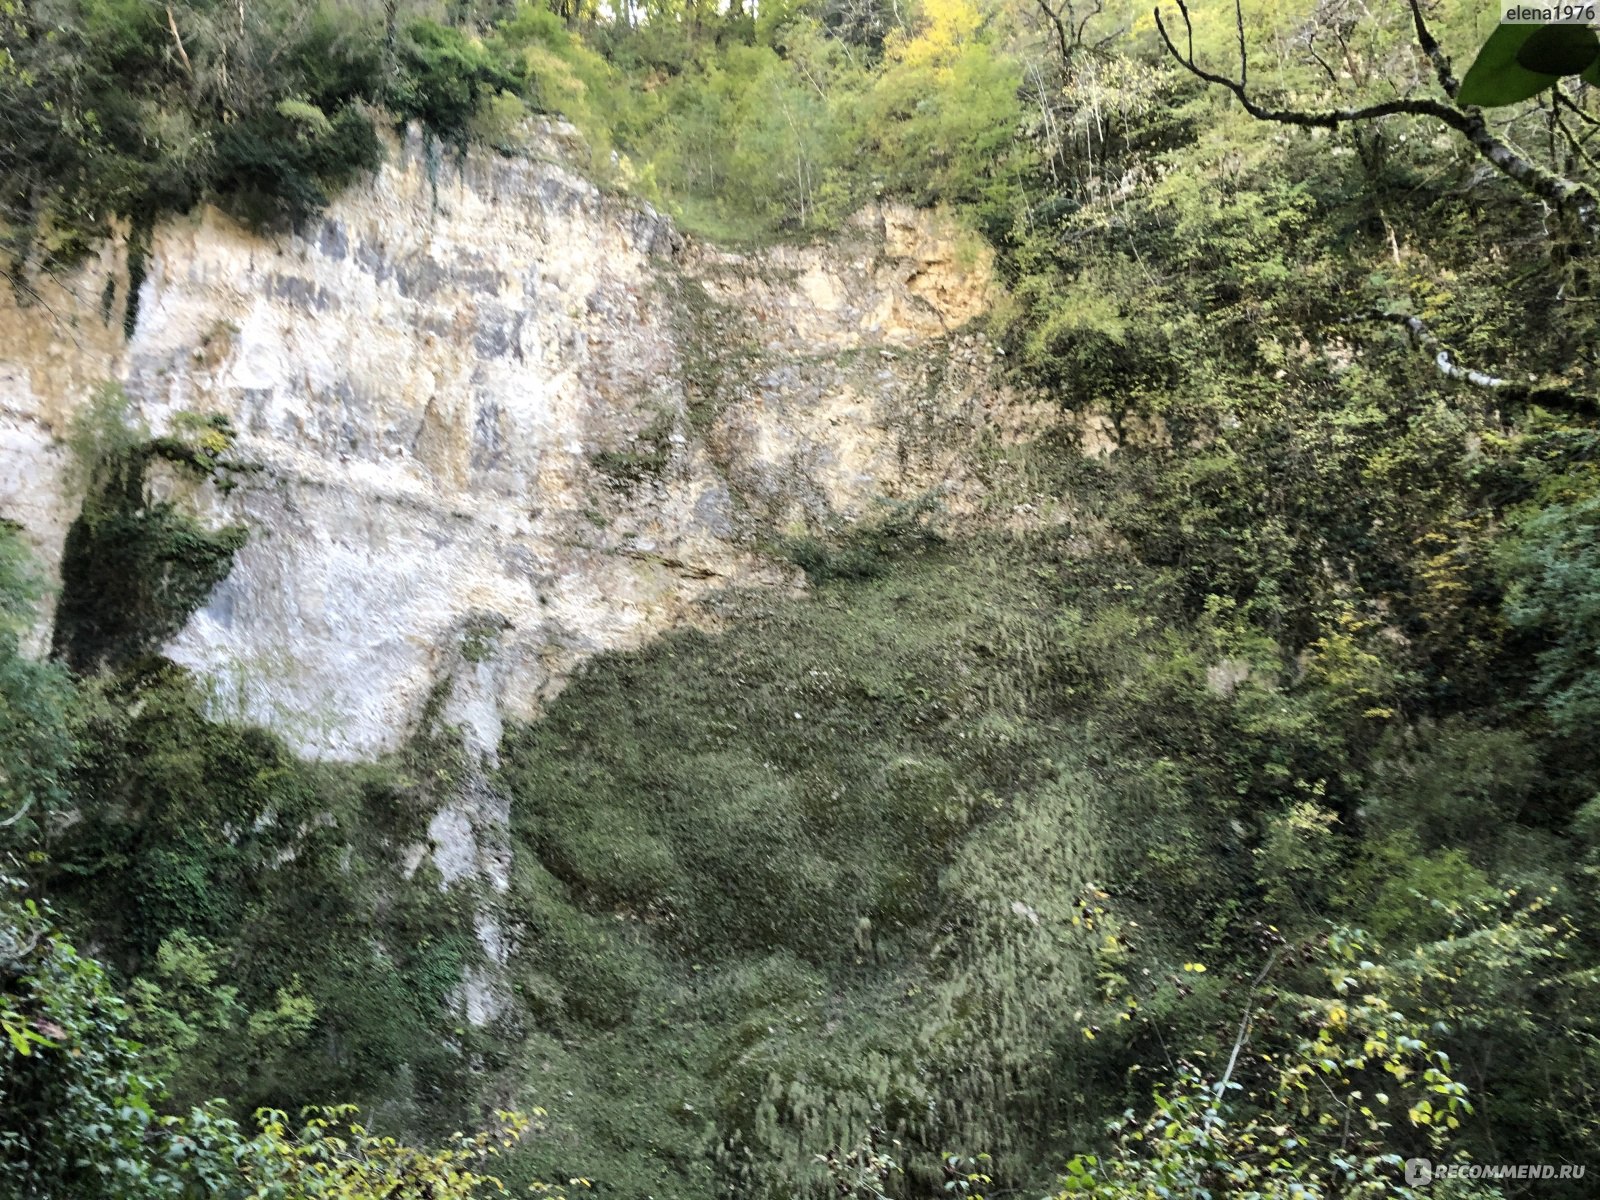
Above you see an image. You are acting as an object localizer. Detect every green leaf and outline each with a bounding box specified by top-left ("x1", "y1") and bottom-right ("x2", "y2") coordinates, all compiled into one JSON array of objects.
[
  {"x1": 1458, "y1": 23, "x2": 1560, "y2": 107},
  {"x1": 1515, "y1": 23, "x2": 1600, "y2": 75},
  {"x1": 4, "y1": 1018, "x2": 38, "y2": 1055}
]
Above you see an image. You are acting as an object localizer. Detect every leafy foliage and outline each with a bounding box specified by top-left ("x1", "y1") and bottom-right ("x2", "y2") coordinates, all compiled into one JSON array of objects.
[
  {"x1": 52, "y1": 387, "x2": 247, "y2": 674},
  {"x1": 1, "y1": 890, "x2": 557, "y2": 1198},
  {"x1": 0, "y1": 527, "x2": 74, "y2": 845},
  {"x1": 390, "y1": 20, "x2": 519, "y2": 143},
  {"x1": 235, "y1": 1104, "x2": 550, "y2": 1199},
  {"x1": 1500, "y1": 495, "x2": 1600, "y2": 734},
  {"x1": 125, "y1": 930, "x2": 317, "y2": 1113},
  {"x1": 493, "y1": 540, "x2": 1115, "y2": 1197},
  {"x1": 1458, "y1": 21, "x2": 1600, "y2": 107},
  {"x1": 53, "y1": 661, "x2": 492, "y2": 1124}
]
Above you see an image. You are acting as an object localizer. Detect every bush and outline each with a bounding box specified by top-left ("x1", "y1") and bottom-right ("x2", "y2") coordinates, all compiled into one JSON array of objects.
[
  {"x1": 52, "y1": 397, "x2": 248, "y2": 674},
  {"x1": 390, "y1": 21, "x2": 519, "y2": 144},
  {"x1": 1, "y1": 892, "x2": 545, "y2": 1198},
  {"x1": 212, "y1": 104, "x2": 384, "y2": 228},
  {"x1": 1501, "y1": 495, "x2": 1600, "y2": 734},
  {"x1": 0, "y1": 528, "x2": 75, "y2": 846}
]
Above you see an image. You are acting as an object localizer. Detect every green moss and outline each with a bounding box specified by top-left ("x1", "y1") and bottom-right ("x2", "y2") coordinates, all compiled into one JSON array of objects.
[
  {"x1": 53, "y1": 397, "x2": 248, "y2": 674},
  {"x1": 53, "y1": 503, "x2": 246, "y2": 674},
  {"x1": 42, "y1": 505, "x2": 1293, "y2": 1195},
  {"x1": 488, "y1": 535, "x2": 1142, "y2": 1198},
  {"x1": 661, "y1": 274, "x2": 765, "y2": 442},
  {"x1": 590, "y1": 405, "x2": 677, "y2": 491},
  {"x1": 122, "y1": 221, "x2": 150, "y2": 337},
  {"x1": 775, "y1": 494, "x2": 946, "y2": 584},
  {"x1": 52, "y1": 662, "x2": 493, "y2": 1132},
  {"x1": 459, "y1": 612, "x2": 510, "y2": 664}
]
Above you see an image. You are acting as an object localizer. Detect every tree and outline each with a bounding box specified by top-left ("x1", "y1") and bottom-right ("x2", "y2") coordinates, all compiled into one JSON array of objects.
[
  {"x1": 1153, "y1": 0, "x2": 1600, "y2": 238},
  {"x1": 0, "y1": 526, "x2": 73, "y2": 850},
  {"x1": 234, "y1": 1105, "x2": 551, "y2": 1199},
  {"x1": 1057, "y1": 928, "x2": 1504, "y2": 1199},
  {"x1": 1500, "y1": 495, "x2": 1600, "y2": 735},
  {"x1": 1, "y1": 890, "x2": 223, "y2": 1199},
  {"x1": 1, "y1": 890, "x2": 555, "y2": 1198}
]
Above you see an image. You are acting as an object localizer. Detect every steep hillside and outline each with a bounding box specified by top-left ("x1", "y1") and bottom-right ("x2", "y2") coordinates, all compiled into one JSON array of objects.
[
  {"x1": 1, "y1": 125, "x2": 1033, "y2": 759},
  {"x1": 1, "y1": 120, "x2": 1099, "y2": 1196},
  {"x1": 7, "y1": 1, "x2": 1600, "y2": 1198}
]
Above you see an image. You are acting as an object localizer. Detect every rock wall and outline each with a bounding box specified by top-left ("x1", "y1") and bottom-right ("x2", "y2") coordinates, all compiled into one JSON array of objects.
[{"x1": 0, "y1": 126, "x2": 1030, "y2": 762}]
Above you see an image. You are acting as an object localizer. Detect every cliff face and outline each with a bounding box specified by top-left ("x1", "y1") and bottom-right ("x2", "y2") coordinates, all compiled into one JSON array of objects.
[{"x1": 0, "y1": 126, "x2": 1025, "y2": 762}]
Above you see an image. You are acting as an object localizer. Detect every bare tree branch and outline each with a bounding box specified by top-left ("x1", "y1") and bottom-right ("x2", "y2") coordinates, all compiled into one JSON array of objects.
[
  {"x1": 1073, "y1": 0, "x2": 1106, "y2": 53},
  {"x1": 1303, "y1": 31, "x2": 1340, "y2": 88},
  {"x1": 1034, "y1": 0, "x2": 1071, "y2": 66},
  {"x1": 1153, "y1": 0, "x2": 1600, "y2": 236},
  {"x1": 165, "y1": 5, "x2": 193, "y2": 77},
  {"x1": 1555, "y1": 85, "x2": 1600, "y2": 132},
  {"x1": 1354, "y1": 311, "x2": 1600, "y2": 417},
  {"x1": 1405, "y1": 0, "x2": 1458, "y2": 99},
  {"x1": 1217, "y1": 946, "x2": 1282, "y2": 1096},
  {"x1": 1550, "y1": 102, "x2": 1600, "y2": 178},
  {"x1": 1233, "y1": 0, "x2": 1247, "y2": 92},
  {"x1": 1033, "y1": 0, "x2": 1112, "y2": 69}
]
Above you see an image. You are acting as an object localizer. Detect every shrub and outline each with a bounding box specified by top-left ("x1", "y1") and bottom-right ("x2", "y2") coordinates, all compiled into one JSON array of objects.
[
  {"x1": 1501, "y1": 495, "x2": 1600, "y2": 735},
  {"x1": 212, "y1": 104, "x2": 384, "y2": 228},
  {"x1": 0, "y1": 528, "x2": 75, "y2": 845},
  {"x1": 390, "y1": 21, "x2": 519, "y2": 143},
  {"x1": 52, "y1": 397, "x2": 248, "y2": 674}
]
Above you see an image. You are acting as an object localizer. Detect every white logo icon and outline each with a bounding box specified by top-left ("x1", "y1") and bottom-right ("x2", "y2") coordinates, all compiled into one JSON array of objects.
[{"x1": 1404, "y1": 1158, "x2": 1434, "y2": 1187}]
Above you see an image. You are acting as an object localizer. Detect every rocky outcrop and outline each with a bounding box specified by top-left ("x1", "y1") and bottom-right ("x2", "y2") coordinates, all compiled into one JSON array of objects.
[{"x1": 0, "y1": 125, "x2": 1035, "y2": 762}]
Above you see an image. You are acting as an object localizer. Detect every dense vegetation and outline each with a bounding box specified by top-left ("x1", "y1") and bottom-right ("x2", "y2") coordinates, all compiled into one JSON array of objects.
[{"x1": 9, "y1": 0, "x2": 1600, "y2": 1196}]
